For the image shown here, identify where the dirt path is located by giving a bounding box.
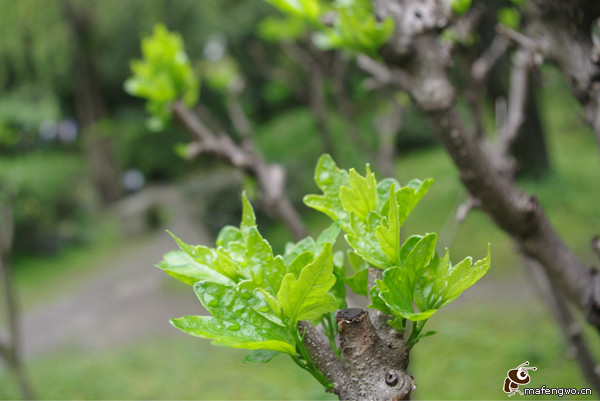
[20,185,209,358]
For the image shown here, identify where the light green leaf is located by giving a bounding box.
[244,227,287,296]
[375,184,401,266]
[303,154,350,224]
[124,24,199,130]
[240,192,257,236]
[216,225,243,248]
[168,231,242,282]
[345,212,390,268]
[340,166,377,222]
[376,234,438,321]
[345,267,368,296]
[156,250,232,286]
[171,315,295,355]
[395,179,433,228]
[278,243,338,323]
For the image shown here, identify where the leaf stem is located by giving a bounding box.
[292,325,334,390]
[322,312,342,360]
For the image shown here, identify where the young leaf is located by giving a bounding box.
[172,281,295,354]
[415,246,491,312]
[171,315,295,355]
[340,166,377,222]
[345,268,368,296]
[156,250,232,286]
[375,184,401,266]
[277,243,338,323]
[395,179,433,228]
[303,154,350,224]
[168,231,243,282]
[124,24,199,130]
[376,234,439,321]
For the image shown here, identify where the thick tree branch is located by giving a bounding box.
[299,321,345,391]
[372,0,600,330]
[335,308,413,401]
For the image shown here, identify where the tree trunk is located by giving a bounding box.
[0,199,34,400]
[63,0,122,205]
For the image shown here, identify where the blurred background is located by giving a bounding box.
[0,0,599,399]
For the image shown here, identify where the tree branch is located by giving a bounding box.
[525,258,600,392]
[171,101,308,240]
[372,0,600,331]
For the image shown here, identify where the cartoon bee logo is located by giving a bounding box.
[503,361,537,397]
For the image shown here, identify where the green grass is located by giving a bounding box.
[411,296,599,400]
[0,335,336,400]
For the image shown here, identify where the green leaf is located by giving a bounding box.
[171,315,295,355]
[376,234,438,321]
[345,211,390,268]
[340,166,377,222]
[156,250,232,286]
[240,192,257,236]
[395,179,433,228]
[244,226,287,296]
[345,267,368,296]
[375,184,401,266]
[168,231,243,282]
[173,281,295,354]
[368,286,392,315]
[450,0,472,16]
[303,154,350,224]
[278,243,338,323]
[216,225,243,249]
[124,24,199,130]
[415,245,491,312]
[498,7,521,30]
[244,349,281,363]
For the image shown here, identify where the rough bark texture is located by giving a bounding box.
[301,309,414,401]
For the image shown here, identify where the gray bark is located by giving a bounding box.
[301,309,414,401]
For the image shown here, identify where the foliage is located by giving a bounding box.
[125,24,199,131]
[160,192,338,387]
[160,155,491,390]
[264,0,393,57]
[0,151,91,254]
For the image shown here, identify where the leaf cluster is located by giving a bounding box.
[304,155,491,345]
[263,0,393,57]
[124,24,199,131]
[159,193,341,374]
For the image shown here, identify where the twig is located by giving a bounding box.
[496,25,539,51]
[356,55,412,92]
[472,34,511,82]
[525,257,600,393]
[498,49,530,158]
[171,101,308,240]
